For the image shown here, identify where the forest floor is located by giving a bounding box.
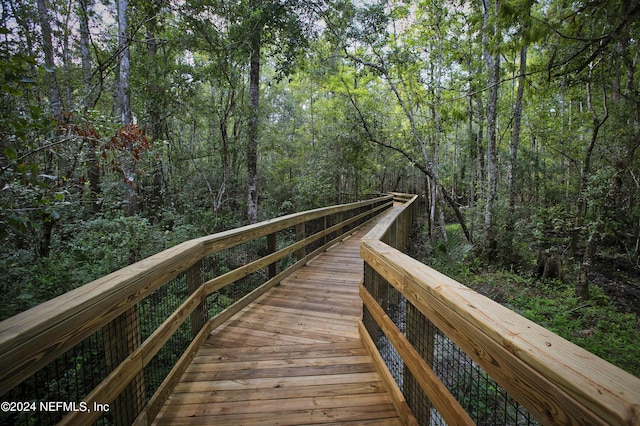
[590,256,640,315]
[406,229,640,378]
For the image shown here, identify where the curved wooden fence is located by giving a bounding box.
[359,193,640,425]
[0,196,392,425]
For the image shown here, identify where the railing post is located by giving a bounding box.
[322,216,328,246]
[388,220,398,249]
[103,306,145,425]
[295,223,305,261]
[267,233,277,278]
[186,259,206,334]
[398,210,406,252]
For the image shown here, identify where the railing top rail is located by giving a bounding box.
[364,194,417,242]
[0,195,392,395]
[196,195,392,254]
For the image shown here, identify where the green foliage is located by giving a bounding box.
[0,215,200,320]
[413,222,477,278]
[410,219,640,378]
[513,282,640,377]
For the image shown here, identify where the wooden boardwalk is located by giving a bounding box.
[153,220,403,425]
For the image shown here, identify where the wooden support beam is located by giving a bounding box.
[186,259,206,336]
[267,233,277,279]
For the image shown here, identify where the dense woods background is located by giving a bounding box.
[1,0,639,372]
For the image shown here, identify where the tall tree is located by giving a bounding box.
[246,3,261,223]
[118,0,131,126]
[233,0,313,223]
[506,45,526,253]
[481,0,500,261]
[503,0,535,256]
[117,0,136,216]
[36,0,62,119]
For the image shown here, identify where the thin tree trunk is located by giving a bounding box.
[506,46,527,251]
[35,0,62,258]
[247,31,260,224]
[433,33,449,247]
[146,8,164,220]
[468,92,476,242]
[576,71,610,299]
[79,0,101,214]
[79,0,93,106]
[482,0,500,261]
[37,0,62,119]
[117,0,135,217]
[118,0,131,126]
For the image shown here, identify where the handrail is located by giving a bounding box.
[359,193,640,425]
[0,195,392,425]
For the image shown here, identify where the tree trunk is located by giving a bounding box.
[79,0,93,109]
[506,46,527,253]
[146,9,164,221]
[576,72,609,298]
[482,0,500,261]
[468,92,476,242]
[35,0,63,257]
[118,0,132,126]
[247,31,260,224]
[79,0,101,214]
[117,0,136,217]
[37,0,63,119]
[432,37,449,247]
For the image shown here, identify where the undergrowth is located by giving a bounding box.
[408,224,640,378]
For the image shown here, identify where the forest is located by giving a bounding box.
[1,0,639,375]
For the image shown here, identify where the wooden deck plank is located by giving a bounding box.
[154,405,402,426]
[172,372,386,393]
[166,381,387,404]
[158,394,395,417]
[153,219,403,425]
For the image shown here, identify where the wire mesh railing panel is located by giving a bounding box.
[205,269,267,318]
[0,330,109,426]
[363,264,539,425]
[428,321,538,426]
[305,216,327,253]
[277,226,297,271]
[363,306,404,387]
[143,319,193,398]
[202,237,266,283]
[325,212,339,243]
[138,274,189,341]
[135,272,196,401]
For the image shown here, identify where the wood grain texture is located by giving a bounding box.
[153,222,403,425]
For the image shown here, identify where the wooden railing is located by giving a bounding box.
[359,193,640,425]
[0,196,392,425]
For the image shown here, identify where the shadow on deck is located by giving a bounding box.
[154,220,404,425]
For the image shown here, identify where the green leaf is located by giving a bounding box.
[4,147,17,161]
